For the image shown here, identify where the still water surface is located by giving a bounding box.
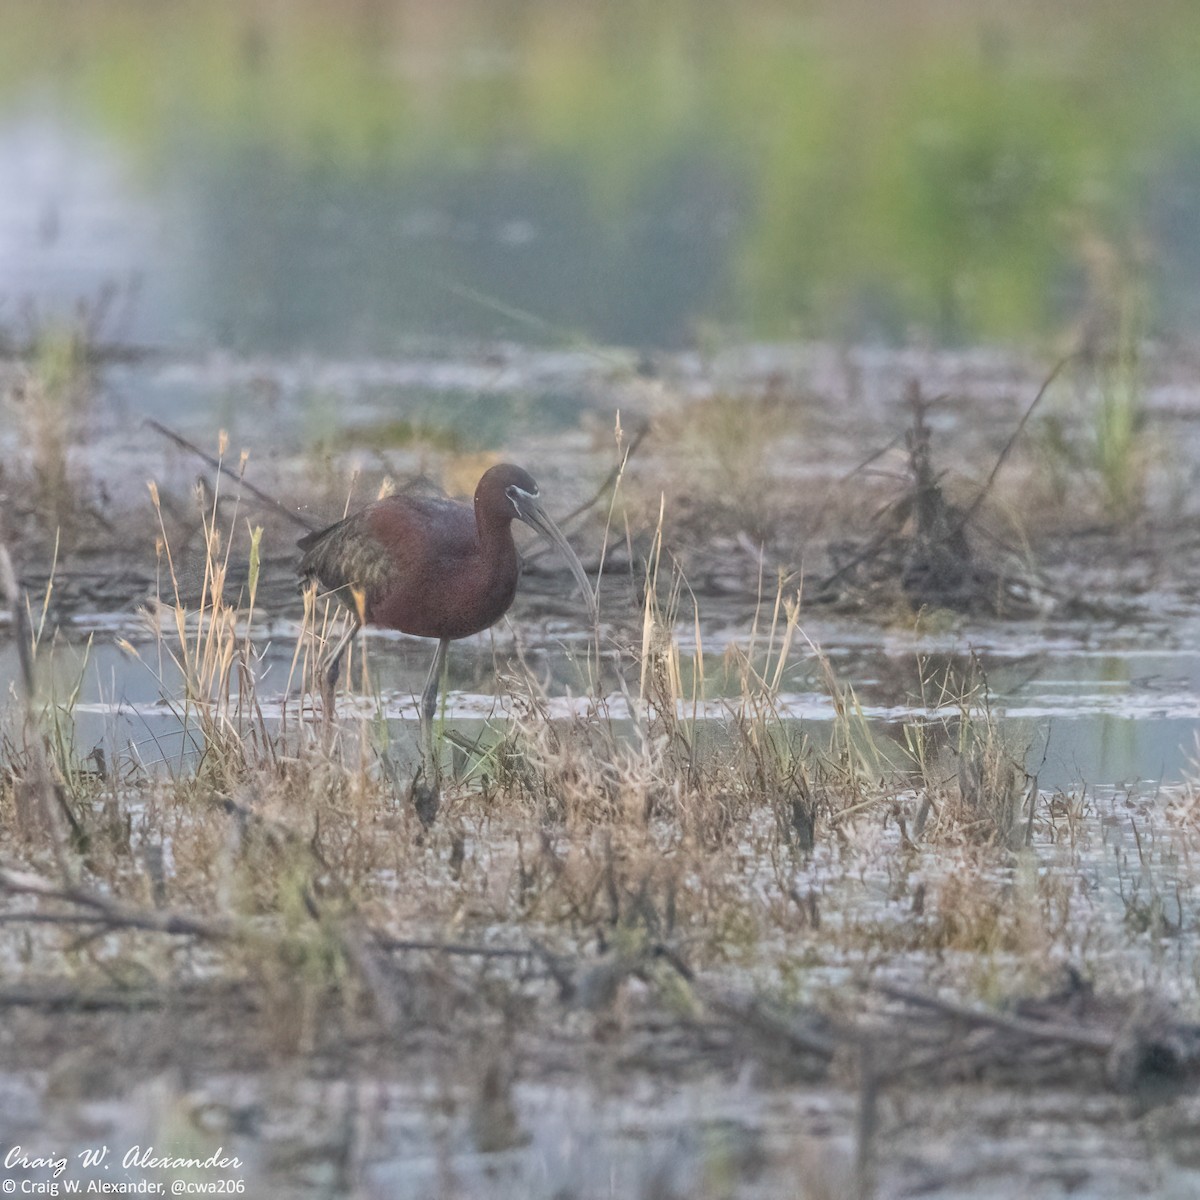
[6,610,1198,795]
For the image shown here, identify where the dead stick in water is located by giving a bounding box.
[0,868,233,940]
[373,936,538,960]
[875,981,1113,1052]
[0,533,84,855]
[560,419,650,528]
[0,984,166,1011]
[954,350,1079,535]
[146,417,317,532]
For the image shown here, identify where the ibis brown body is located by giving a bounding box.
[298,476,524,641]
[298,463,595,813]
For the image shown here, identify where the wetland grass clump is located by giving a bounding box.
[899,656,1033,850]
[0,294,121,550]
[0,459,1109,1097]
[17,326,92,537]
[1090,332,1148,524]
[819,383,1052,618]
[1038,307,1151,529]
[0,443,412,1042]
[7,460,1036,920]
[642,383,808,553]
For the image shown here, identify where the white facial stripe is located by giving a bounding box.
[507,483,540,514]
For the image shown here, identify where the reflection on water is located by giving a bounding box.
[2,1,1200,352]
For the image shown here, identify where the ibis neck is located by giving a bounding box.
[475,504,519,565]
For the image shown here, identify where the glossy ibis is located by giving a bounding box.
[298,463,596,785]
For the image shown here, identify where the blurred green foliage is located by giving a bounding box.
[2,0,1199,347]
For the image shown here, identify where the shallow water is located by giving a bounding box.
[9,606,1200,794]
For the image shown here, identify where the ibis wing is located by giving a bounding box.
[297,495,480,623]
[297,508,396,617]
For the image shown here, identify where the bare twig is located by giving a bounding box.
[560,419,651,529]
[521,418,651,569]
[875,981,1113,1052]
[954,351,1078,534]
[145,418,316,532]
[0,869,234,941]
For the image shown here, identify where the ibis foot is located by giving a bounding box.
[410,768,441,828]
[319,663,339,715]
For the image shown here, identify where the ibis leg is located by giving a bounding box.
[320,618,361,706]
[418,637,451,775]
[411,637,450,828]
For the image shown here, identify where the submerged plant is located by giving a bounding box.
[1038,282,1150,527]
[901,654,1031,848]
[1091,325,1146,523]
[0,290,126,547]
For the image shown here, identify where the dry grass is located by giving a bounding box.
[619,383,816,561]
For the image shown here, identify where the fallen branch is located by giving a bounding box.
[874,981,1113,1053]
[146,417,316,532]
[0,869,235,941]
[699,985,839,1063]
[374,935,538,960]
[0,984,165,1011]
